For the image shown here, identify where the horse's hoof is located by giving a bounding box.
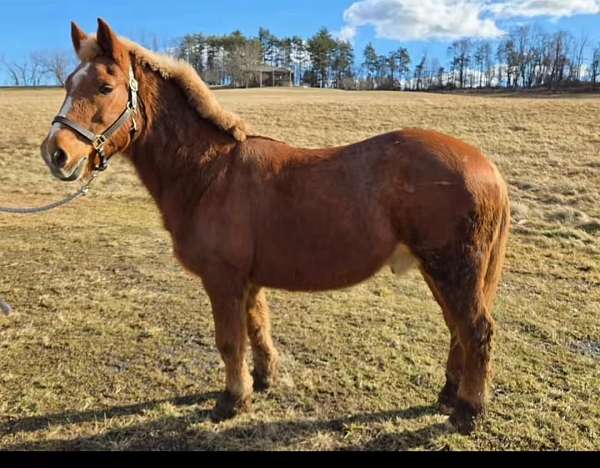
[252,370,277,392]
[448,399,483,435]
[439,403,454,416]
[252,353,280,392]
[252,375,271,392]
[210,392,251,422]
[437,380,459,415]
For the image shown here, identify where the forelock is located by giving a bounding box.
[77,35,102,62]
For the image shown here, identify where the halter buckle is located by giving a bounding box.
[92,135,107,151]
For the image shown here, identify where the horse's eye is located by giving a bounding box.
[99,84,113,95]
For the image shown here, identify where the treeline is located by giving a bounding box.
[444,26,600,90]
[1,51,72,87]
[176,24,600,91]
[175,27,354,88]
[4,24,599,92]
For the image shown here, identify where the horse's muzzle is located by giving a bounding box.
[49,156,88,182]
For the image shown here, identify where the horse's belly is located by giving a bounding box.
[251,240,418,292]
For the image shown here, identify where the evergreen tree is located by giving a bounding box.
[362,42,378,84]
[333,40,355,88]
[307,28,337,88]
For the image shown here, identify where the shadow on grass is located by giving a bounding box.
[1,393,449,450]
[0,392,219,436]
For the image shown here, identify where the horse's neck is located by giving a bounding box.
[126,68,236,209]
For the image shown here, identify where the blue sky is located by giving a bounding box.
[1,0,600,84]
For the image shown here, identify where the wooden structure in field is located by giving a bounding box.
[255,65,294,87]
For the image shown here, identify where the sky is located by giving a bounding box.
[1,0,600,84]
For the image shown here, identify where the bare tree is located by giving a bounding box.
[572,33,589,82]
[413,53,428,91]
[226,40,262,88]
[591,43,600,88]
[473,41,485,88]
[2,58,21,85]
[32,50,72,86]
[512,26,533,88]
[427,57,440,89]
[548,31,571,88]
[2,54,43,86]
[482,42,495,87]
[448,39,472,88]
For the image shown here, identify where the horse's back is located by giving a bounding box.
[239,128,507,244]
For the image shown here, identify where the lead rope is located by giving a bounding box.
[0,172,100,316]
[0,172,99,214]
[1,67,140,315]
[0,173,100,315]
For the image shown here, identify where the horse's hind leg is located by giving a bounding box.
[246,285,280,391]
[421,252,495,435]
[452,302,494,435]
[422,273,464,415]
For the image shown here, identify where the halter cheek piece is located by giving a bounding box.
[51,66,139,172]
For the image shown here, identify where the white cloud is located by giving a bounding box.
[342,0,600,41]
[338,25,359,42]
[343,0,503,41]
[489,0,600,19]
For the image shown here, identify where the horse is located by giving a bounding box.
[40,18,510,435]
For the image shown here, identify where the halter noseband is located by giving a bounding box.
[51,66,139,172]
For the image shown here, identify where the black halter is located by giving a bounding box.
[51,66,139,172]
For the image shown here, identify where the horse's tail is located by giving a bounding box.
[482,177,511,313]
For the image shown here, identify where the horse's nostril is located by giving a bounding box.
[52,149,68,168]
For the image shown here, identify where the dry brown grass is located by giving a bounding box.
[0,87,599,451]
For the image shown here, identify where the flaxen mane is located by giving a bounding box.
[77,35,249,142]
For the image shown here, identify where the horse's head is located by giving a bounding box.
[41,18,138,182]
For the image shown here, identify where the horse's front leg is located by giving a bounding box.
[203,274,254,422]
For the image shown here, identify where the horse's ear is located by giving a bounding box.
[71,21,87,55]
[96,18,128,66]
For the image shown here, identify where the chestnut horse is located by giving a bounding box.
[41,19,510,435]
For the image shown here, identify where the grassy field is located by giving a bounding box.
[0,87,599,451]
